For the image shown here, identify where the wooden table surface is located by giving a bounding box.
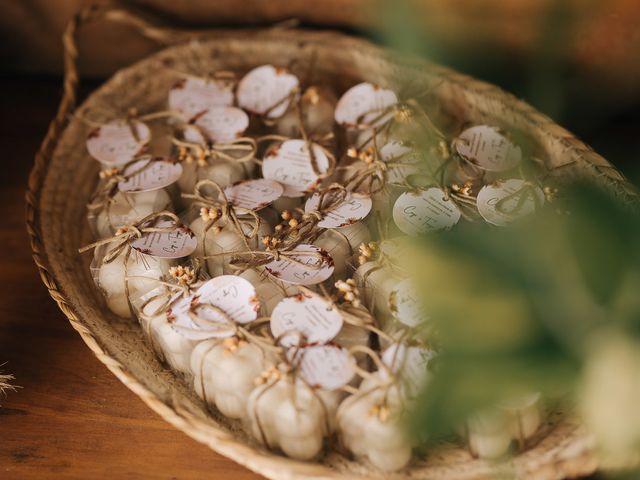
[0,77,261,480]
[0,76,607,480]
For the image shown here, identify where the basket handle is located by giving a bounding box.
[62,4,201,115]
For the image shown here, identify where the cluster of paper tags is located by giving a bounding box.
[82,63,548,468]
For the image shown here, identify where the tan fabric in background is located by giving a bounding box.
[1,0,639,94]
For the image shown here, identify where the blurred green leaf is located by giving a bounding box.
[405,181,640,443]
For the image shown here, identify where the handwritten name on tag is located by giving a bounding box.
[393,188,461,235]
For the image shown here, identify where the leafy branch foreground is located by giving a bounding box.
[407,181,640,461]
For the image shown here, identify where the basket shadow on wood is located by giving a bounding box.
[29,28,632,479]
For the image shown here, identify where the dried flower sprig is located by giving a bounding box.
[335,278,362,307]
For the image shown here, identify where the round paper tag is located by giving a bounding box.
[389,278,425,327]
[455,125,522,172]
[335,82,398,128]
[223,179,284,211]
[289,344,355,390]
[382,343,435,396]
[264,244,335,286]
[130,220,197,259]
[183,106,249,144]
[169,275,260,340]
[169,305,235,341]
[379,141,422,185]
[86,120,151,166]
[304,191,372,228]
[271,292,343,346]
[262,140,330,197]
[476,179,544,226]
[168,77,234,120]
[237,65,299,119]
[393,188,461,235]
[118,158,183,193]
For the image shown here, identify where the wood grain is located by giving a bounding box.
[0,76,261,480]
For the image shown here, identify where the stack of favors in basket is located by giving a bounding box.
[80,64,548,471]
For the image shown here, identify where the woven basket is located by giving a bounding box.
[26,6,636,480]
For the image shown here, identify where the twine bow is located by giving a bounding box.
[86,156,163,231]
[270,184,349,249]
[78,210,181,262]
[494,181,544,216]
[135,262,205,324]
[173,135,257,168]
[257,89,337,179]
[342,130,425,197]
[211,244,330,273]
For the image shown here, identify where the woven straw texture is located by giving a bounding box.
[26,7,636,480]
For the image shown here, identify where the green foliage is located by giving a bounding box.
[406,181,640,444]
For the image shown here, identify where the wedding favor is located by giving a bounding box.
[155,275,260,375]
[247,345,353,460]
[85,213,196,318]
[337,371,412,471]
[90,157,180,238]
[247,372,334,460]
[184,179,278,276]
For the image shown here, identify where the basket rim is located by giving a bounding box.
[26,26,626,480]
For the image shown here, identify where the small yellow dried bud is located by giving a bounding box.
[347,147,359,159]
[360,147,375,164]
[288,218,299,228]
[368,404,390,422]
[169,265,196,285]
[213,225,223,234]
[303,87,320,105]
[378,406,390,422]
[274,224,284,232]
[254,365,281,385]
[358,255,368,266]
[115,227,129,236]
[262,236,271,246]
[358,241,377,261]
[200,207,220,222]
[543,186,558,202]
[394,105,412,122]
[223,337,237,347]
[281,210,292,221]
[99,167,120,179]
